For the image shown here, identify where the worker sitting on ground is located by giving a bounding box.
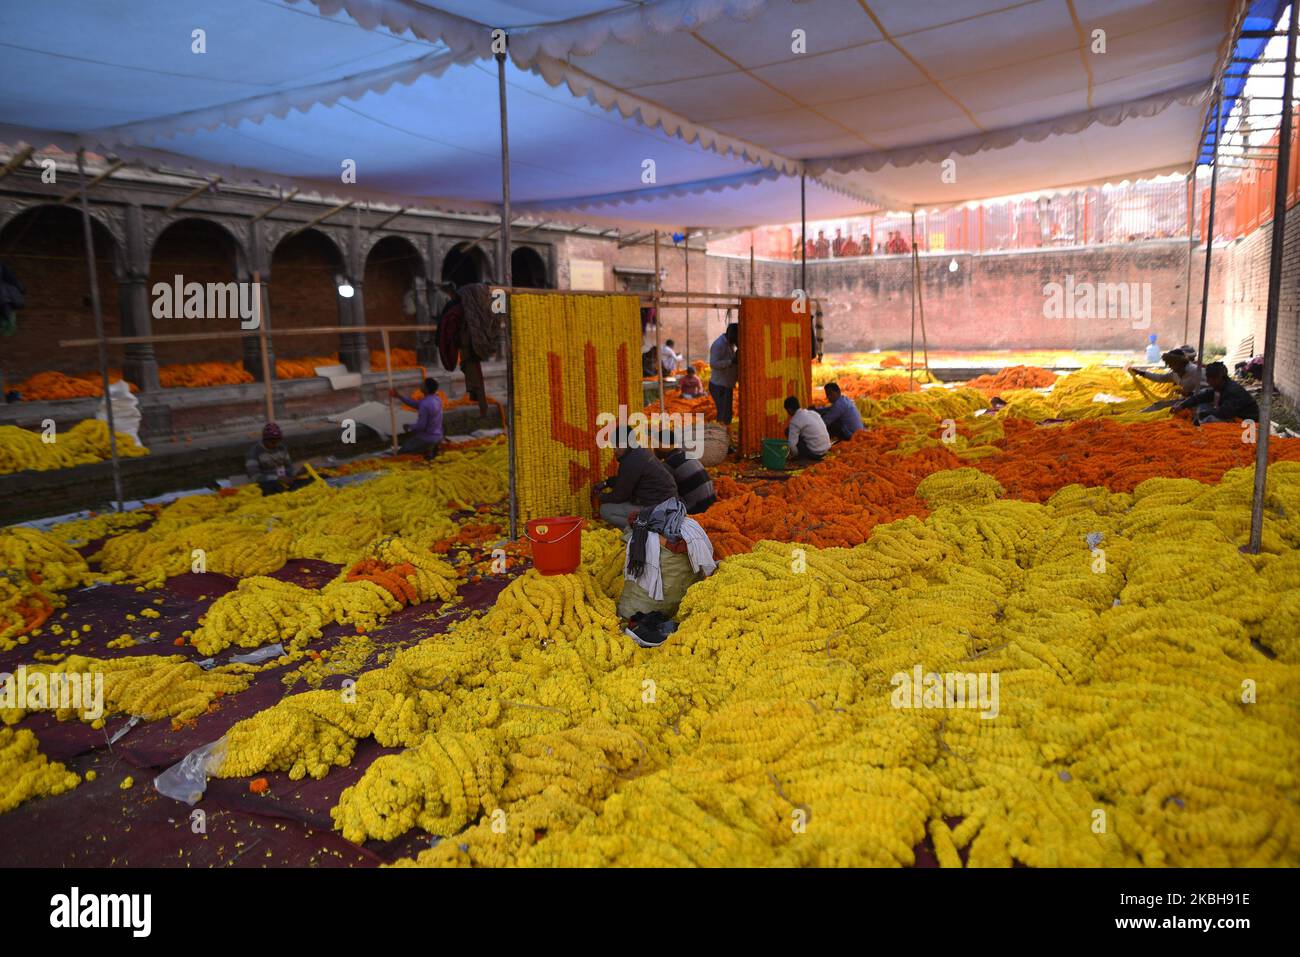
[1127,349,1205,412]
[617,497,717,647]
[656,443,716,514]
[815,381,864,440]
[1173,361,1260,425]
[678,366,704,398]
[390,377,444,459]
[246,422,309,496]
[594,426,678,529]
[785,395,831,465]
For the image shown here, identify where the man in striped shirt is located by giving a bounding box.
[658,446,716,515]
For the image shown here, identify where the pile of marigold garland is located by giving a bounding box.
[4,373,1300,868]
[200,461,1300,866]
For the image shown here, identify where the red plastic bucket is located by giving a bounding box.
[524,516,585,575]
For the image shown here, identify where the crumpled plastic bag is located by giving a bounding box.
[229,643,284,665]
[154,737,227,805]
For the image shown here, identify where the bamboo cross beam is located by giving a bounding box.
[249,188,300,223]
[165,176,222,213]
[59,159,125,204]
[368,206,408,232]
[284,199,354,236]
[0,146,35,183]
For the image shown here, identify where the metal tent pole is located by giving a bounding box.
[684,229,691,365]
[496,44,518,540]
[1198,82,1224,362]
[749,234,755,295]
[76,150,124,512]
[1183,171,1196,344]
[653,229,666,414]
[800,172,807,296]
[909,210,918,392]
[1248,1,1299,554]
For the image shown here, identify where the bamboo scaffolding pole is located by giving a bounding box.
[254,269,274,422]
[165,177,222,213]
[0,145,35,182]
[381,328,400,453]
[284,199,354,237]
[60,160,125,205]
[75,150,123,512]
[368,206,409,233]
[249,188,300,224]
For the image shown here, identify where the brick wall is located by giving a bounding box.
[0,206,121,384]
[268,228,348,360]
[810,242,1204,352]
[363,236,421,353]
[147,217,246,368]
[1208,213,1300,403]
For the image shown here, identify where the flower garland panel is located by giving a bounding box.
[737,297,812,456]
[509,293,640,521]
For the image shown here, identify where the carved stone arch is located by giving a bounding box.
[146,213,249,273]
[360,229,429,276]
[266,222,347,269]
[0,200,126,275]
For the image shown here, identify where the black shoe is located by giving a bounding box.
[623,622,667,648]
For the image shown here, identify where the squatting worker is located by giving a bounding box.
[617,497,718,643]
[708,321,739,425]
[1128,349,1205,412]
[657,444,716,515]
[390,377,444,459]
[246,422,309,495]
[816,381,864,440]
[594,426,678,529]
[785,395,831,464]
[1174,361,1259,425]
[678,366,704,398]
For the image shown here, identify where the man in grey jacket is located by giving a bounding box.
[708,321,739,425]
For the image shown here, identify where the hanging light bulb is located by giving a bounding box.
[948,258,959,273]
[335,274,355,298]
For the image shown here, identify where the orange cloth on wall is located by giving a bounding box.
[737,297,812,456]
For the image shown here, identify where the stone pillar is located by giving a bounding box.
[338,222,369,373]
[338,278,369,373]
[118,205,160,391]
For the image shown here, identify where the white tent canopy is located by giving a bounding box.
[0,0,1256,229]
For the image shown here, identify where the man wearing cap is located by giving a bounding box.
[246,423,308,495]
[1128,349,1205,412]
[593,427,678,530]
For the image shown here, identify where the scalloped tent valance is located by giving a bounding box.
[0,0,1270,229]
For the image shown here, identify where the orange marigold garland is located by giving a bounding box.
[510,293,640,521]
[737,297,812,455]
